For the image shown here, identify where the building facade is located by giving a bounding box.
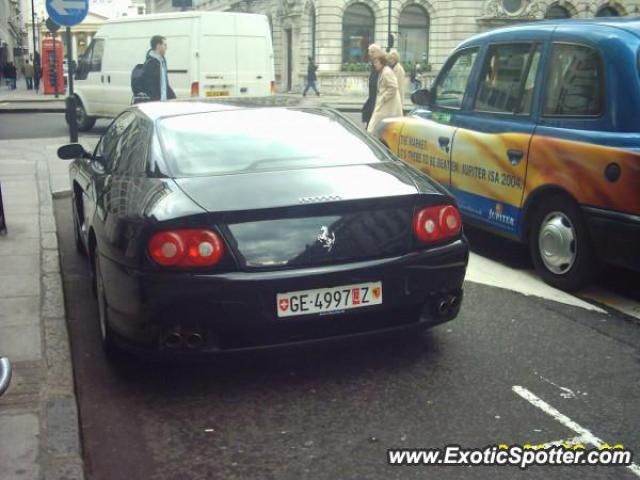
[150,0,638,94]
[1,0,26,67]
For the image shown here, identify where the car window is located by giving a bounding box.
[433,48,479,109]
[474,43,542,115]
[75,43,93,80]
[96,112,136,171]
[89,39,104,73]
[157,109,388,177]
[114,118,151,175]
[543,44,602,116]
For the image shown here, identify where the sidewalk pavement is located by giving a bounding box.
[0,136,97,480]
[0,90,414,113]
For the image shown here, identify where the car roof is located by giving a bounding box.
[458,17,640,48]
[133,96,309,121]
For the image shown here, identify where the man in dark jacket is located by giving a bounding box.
[362,44,382,127]
[142,35,176,101]
[303,57,319,97]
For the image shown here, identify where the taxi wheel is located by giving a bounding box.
[529,195,598,292]
[94,249,118,357]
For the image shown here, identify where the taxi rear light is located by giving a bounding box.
[149,229,224,267]
[191,81,199,97]
[413,205,462,244]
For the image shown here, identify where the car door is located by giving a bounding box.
[397,47,480,189]
[85,112,136,243]
[450,41,544,238]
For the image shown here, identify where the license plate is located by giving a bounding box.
[276,282,382,318]
[205,90,229,97]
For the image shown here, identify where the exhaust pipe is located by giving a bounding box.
[448,295,460,310]
[436,299,450,316]
[164,331,183,349]
[185,332,204,349]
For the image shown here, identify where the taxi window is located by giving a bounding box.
[543,44,603,116]
[433,48,479,109]
[474,43,542,115]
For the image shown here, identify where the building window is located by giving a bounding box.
[545,3,571,19]
[502,0,523,14]
[342,3,375,64]
[596,6,620,17]
[399,5,429,64]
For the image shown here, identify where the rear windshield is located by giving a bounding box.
[157,109,386,177]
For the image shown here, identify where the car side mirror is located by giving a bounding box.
[0,357,12,397]
[58,143,91,160]
[411,88,432,107]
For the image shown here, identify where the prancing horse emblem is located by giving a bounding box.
[317,226,336,252]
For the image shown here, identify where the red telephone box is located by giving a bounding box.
[41,37,64,95]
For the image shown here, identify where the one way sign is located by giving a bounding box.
[46,0,88,27]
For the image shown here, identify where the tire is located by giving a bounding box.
[528,195,598,292]
[73,99,96,132]
[94,248,119,357]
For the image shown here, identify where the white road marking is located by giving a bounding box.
[513,385,640,477]
[466,253,607,313]
[581,287,640,321]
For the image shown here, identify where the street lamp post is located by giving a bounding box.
[30,0,39,88]
[387,0,392,52]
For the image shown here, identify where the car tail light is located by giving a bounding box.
[149,229,224,267]
[191,81,199,97]
[270,80,276,95]
[413,205,462,243]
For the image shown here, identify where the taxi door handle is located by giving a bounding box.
[438,136,450,153]
[507,149,524,166]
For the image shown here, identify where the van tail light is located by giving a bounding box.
[270,80,276,95]
[191,81,199,97]
[149,229,224,267]
[413,205,462,244]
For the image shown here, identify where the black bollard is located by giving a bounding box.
[0,183,6,235]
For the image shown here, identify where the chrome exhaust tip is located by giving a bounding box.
[437,299,450,316]
[164,331,183,349]
[185,332,204,349]
[448,295,460,309]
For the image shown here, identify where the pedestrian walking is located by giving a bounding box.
[7,63,17,90]
[141,35,176,101]
[23,60,35,90]
[302,57,320,96]
[362,43,383,128]
[388,49,406,108]
[366,53,403,134]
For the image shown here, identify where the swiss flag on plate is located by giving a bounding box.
[279,298,289,312]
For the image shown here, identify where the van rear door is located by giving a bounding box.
[236,15,273,96]
[199,14,238,97]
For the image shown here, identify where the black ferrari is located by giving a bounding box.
[57,100,469,357]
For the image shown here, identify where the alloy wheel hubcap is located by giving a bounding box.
[538,211,577,275]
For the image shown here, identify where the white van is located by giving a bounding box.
[73,11,275,130]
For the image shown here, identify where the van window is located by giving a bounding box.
[474,43,541,114]
[543,44,602,116]
[433,48,479,109]
[89,39,104,73]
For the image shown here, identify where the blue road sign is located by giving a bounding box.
[46,0,88,27]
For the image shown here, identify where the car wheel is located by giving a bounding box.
[529,195,598,292]
[73,99,96,132]
[94,249,118,356]
[71,195,85,255]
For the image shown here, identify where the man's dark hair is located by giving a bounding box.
[150,35,166,50]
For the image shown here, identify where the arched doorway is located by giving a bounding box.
[545,3,572,19]
[596,5,622,17]
[342,3,375,64]
[398,4,429,64]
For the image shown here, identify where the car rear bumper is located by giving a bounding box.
[100,238,469,355]
[583,207,640,271]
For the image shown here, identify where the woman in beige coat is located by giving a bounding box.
[367,54,403,134]
[389,49,406,104]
